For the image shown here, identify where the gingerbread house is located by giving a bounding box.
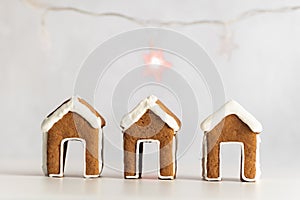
[120,95,181,180]
[41,96,105,178]
[200,100,262,182]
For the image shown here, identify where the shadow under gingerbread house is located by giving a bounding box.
[41,96,105,178]
[120,95,181,180]
[201,100,262,182]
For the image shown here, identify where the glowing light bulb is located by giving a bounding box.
[150,56,162,66]
[143,50,172,81]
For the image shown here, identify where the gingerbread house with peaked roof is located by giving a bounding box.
[201,100,262,182]
[41,96,105,178]
[120,95,181,180]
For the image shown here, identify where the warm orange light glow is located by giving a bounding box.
[143,50,172,81]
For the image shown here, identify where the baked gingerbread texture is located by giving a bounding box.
[41,96,105,178]
[120,95,181,179]
[201,100,262,182]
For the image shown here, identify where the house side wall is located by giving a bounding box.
[123,110,175,178]
[204,114,258,180]
[46,112,100,176]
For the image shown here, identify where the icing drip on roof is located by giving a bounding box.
[41,96,102,132]
[201,100,262,133]
[120,95,180,131]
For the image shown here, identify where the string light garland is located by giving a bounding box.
[22,0,300,58]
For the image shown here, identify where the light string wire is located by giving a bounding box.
[22,0,300,58]
[23,0,300,27]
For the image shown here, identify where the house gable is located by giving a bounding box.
[201,100,262,133]
[120,95,181,132]
[41,96,104,133]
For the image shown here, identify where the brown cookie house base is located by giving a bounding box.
[203,115,258,181]
[123,110,175,179]
[201,100,262,182]
[42,97,105,178]
[47,112,100,176]
[120,96,181,180]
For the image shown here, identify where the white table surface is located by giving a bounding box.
[0,160,298,200]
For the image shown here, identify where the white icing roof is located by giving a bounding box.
[200,100,262,133]
[41,96,102,133]
[120,95,180,131]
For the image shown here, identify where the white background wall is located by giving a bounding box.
[1,0,300,178]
